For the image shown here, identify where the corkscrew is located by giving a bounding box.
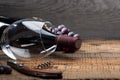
[34,61,52,69]
[7,60,62,79]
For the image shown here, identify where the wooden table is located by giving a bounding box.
[0,40,120,80]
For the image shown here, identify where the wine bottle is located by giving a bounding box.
[0,17,81,52]
[0,17,81,60]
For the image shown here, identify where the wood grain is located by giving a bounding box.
[0,0,120,39]
[0,40,120,79]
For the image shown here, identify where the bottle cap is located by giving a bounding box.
[56,35,81,52]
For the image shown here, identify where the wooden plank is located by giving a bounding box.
[0,0,120,39]
[0,40,120,79]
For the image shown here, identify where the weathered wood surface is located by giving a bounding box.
[1,40,120,79]
[0,0,120,39]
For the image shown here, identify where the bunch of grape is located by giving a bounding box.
[49,24,80,38]
[0,65,12,74]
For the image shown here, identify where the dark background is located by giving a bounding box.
[0,0,120,39]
